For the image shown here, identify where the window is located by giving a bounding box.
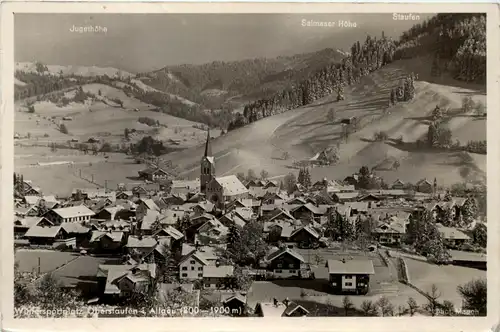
[275,270,282,273]
[345,282,353,286]
[205,284,210,288]
[182,273,188,277]
[182,267,187,271]
[344,275,352,279]
[290,270,296,273]
[198,273,203,278]
[190,260,196,264]
[191,267,195,270]
[277,264,283,268]
[198,267,203,271]
[289,264,294,268]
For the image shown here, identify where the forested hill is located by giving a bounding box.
[138,48,346,109]
[226,13,486,131]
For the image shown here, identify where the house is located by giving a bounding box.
[264,247,306,279]
[15,206,39,218]
[416,179,433,193]
[171,180,200,196]
[436,224,471,248]
[90,231,126,253]
[290,203,327,222]
[14,216,53,238]
[288,225,322,248]
[44,205,95,224]
[221,293,247,316]
[24,186,42,196]
[163,194,187,206]
[202,264,234,289]
[126,236,158,255]
[326,259,375,295]
[178,251,209,281]
[153,226,184,246]
[266,207,295,223]
[136,198,160,216]
[344,202,369,216]
[61,222,91,246]
[116,191,133,200]
[24,224,68,245]
[391,179,406,190]
[96,263,156,300]
[332,192,360,203]
[372,216,406,245]
[138,166,171,182]
[309,149,335,166]
[255,299,309,317]
[93,206,124,220]
[193,201,215,215]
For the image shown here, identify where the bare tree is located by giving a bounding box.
[425,284,441,316]
[342,296,354,316]
[360,300,378,316]
[407,297,419,316]
[376,296,394,317]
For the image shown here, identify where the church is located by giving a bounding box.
[200,130,248,208]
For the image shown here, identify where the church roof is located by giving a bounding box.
[215,175,248,196]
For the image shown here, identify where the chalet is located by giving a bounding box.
[137,198,160,216]
[116,191,133,200]
[14,216,53,238]
[24,224,68,245]
[436,224,471,248]
[153,226,184,245]
[94,205,124,220]
[171,180,200,195]
[90,231,126,253]
[290,203,327,222]
[90,198,114,213]
[416,179,433,193]
[126,236,158,254]
[326,259,375,295]
[357,194,381,202]
[179,251,209,281]
[255,299,309,317]
[138,166,171,182]
[288,225,322,248]
[332,192,360,203]
[391,179,406,190]
[45,205,95,224]
[24,186,42,196]
[202,264,234,289]
[163,194,187,206]
[15,206,39,218]
[220,211,247,228]
[261,192,287,206]
[221,293,247,316]
[344,202,369,216]
[193,201,215,215]
[96,263,156,300]
[264,247,307,279]
[372,216,406,245]
[266,207,295,223]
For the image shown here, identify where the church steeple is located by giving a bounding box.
[204,129,212,157]
[200,129,215,194]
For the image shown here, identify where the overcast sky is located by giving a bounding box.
[15,13,434,73]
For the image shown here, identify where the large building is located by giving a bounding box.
[200,131,248,208]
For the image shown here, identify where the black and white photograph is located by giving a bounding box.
[3,4,497,327]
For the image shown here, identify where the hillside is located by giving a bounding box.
[139,48,346,110]
[163,57,486,188]
[14,83,212,149]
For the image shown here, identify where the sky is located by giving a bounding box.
[15,13,434,73]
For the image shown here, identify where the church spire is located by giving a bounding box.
[204,129,212,157]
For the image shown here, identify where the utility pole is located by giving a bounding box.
[38,257,41,275]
